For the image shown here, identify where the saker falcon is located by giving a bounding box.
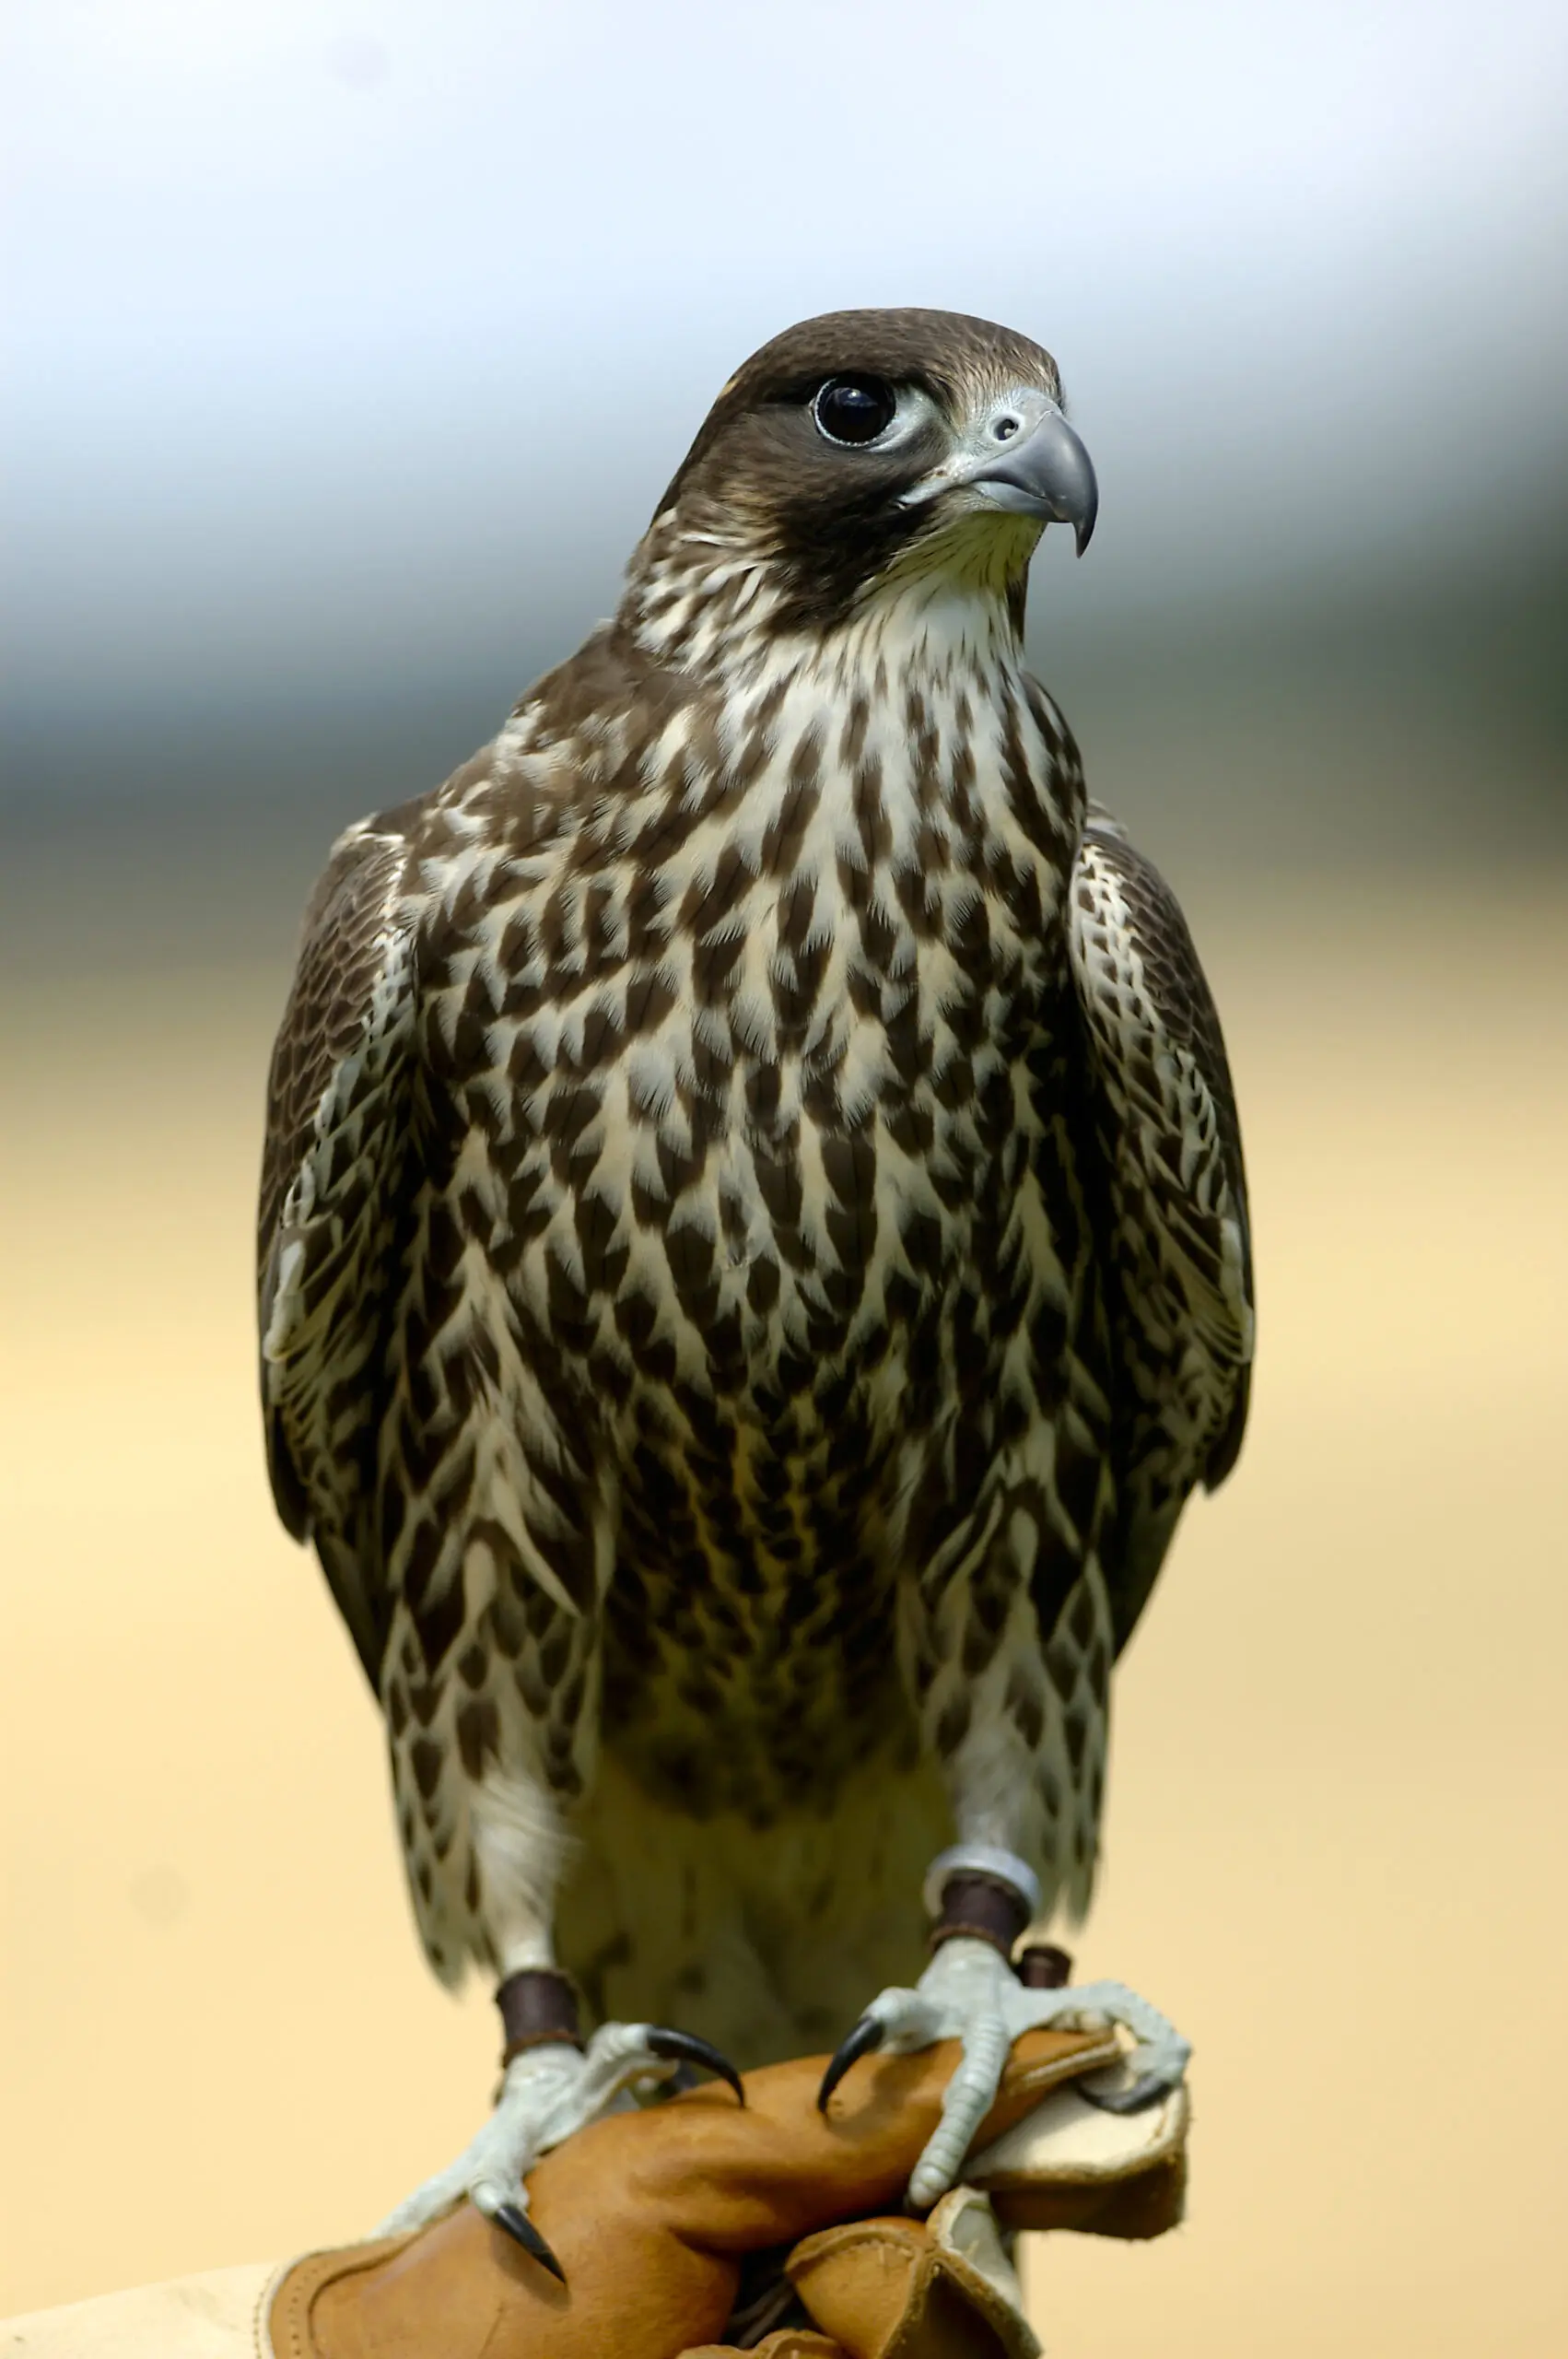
[259,307,1253,2259]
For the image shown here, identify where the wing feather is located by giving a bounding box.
[258,812,421,1684]
[1069,811,1254,1653]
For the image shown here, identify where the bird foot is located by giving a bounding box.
[817,1936,1189,2212]
[375,2020,743,2269]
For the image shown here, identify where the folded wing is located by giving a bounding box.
[258,810,422,1685]
[1068,811,1255,1653]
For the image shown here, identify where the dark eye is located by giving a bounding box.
[812,374,898,447]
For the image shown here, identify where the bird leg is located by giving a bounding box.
[817,1845,1189,2212]
[375,1966,743,2270]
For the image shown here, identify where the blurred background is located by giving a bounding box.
[3,2,1566,2348]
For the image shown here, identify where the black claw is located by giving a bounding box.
[494,2201,567,2283]
[816,2015,885,2113]
[1078,2069,1174,2116]
[646,2026,746,2106]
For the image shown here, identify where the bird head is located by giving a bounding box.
[626,308,1096,659]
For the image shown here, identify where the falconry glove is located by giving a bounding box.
[0,2030,1188,2358]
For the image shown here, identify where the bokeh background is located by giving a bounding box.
[4,3,1566,2348]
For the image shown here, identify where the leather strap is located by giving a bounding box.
[497,1967,582,2065]
[927,1873,1032,1959]
[1016,1942,1072,1989]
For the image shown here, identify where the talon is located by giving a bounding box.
[493,2201,567,2282]
[645,2026,746,2106]
[1079,2068,1176,2115]
[817,2014,886,2112]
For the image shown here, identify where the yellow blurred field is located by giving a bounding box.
[3,875,1566,2353]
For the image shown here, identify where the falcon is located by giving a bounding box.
[259,308,1253,2261]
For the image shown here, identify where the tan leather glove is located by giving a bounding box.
[1,2029,1186,2359]
[270,2025,1182,2359]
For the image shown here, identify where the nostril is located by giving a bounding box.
[993,416,1021,441]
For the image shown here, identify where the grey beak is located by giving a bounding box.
[968,408,1099,555]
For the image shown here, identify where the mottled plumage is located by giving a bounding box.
[259,309,1251,2090]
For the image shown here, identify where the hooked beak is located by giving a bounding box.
[966,403,1099,556]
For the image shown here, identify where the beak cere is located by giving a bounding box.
[967,406,1099,555]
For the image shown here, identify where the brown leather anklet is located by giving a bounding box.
[927,1872,1032,1959]
[1016,1941,1073,1989]
[497,1966,582,2066]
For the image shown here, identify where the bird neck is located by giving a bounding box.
[546,522,1076,881]
[615,511,1033,700]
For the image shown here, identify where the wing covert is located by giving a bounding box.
[1069,810,1254,1653]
